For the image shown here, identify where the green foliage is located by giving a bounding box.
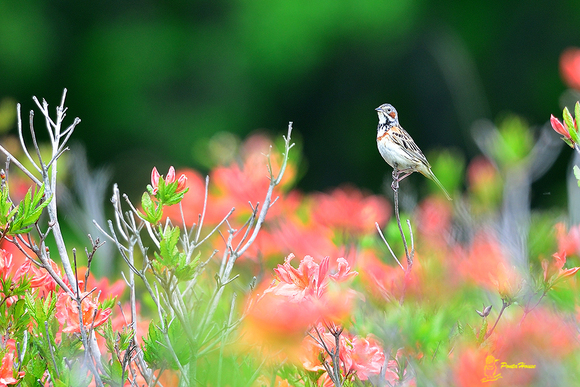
[0,183,18,231]
[152,225,199,281]
[143,319,190,371]
[147,175,188,207]
[563,104,580,145]
[493,114,533,166]
[140,192,163,224]
[428,149,465,196]
[9,184,51,234]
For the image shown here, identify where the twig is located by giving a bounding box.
[483,297,511,341]
[391,169,412,270]
[375,222,404,271]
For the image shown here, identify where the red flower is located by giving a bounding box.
[560,47,580,90]
[55,291,112,334]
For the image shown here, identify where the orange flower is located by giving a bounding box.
[27,258,62,296]
[0,351,23,386]
[311,186,390,235]
[455,233,522,297]
[243,254,359,359]
[55,291,112,334]
[555,222,580,257]
[542,252,580,286]
[209,134,296,222]
[357,250,405,302]
[560,47,580,90]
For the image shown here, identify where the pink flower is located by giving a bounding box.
[150,166,188,195]
[0,249,28,283]
[150,167,161,195]
[267,254,357,301]
[300,327,385,382]
[267,254,330,301]
[27,259,61,295]
[345,335,386,380]
[550,114,573,140]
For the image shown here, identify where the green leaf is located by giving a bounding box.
[574,166,580,188]
[0,184,17,227]
[9,184,52,234]
[168,319,191,366]
[156,175,189,206]
[564,107,580,145]
[119,326,135,352]
[140,192,163,224]
[24,292,37,322]
[143,322,171,369]
[155,226,186,269]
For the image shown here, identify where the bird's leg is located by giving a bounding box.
[391,169,413,190]
[391,169,400,191]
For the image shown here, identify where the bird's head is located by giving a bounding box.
[375,103,399,125]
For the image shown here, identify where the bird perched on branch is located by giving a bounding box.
[375,103,452,201]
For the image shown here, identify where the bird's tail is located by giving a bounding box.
[425,169,452,201]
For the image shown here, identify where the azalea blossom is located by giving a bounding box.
[55,291,112,334]
[542,252,580,286]
[560,47,580,90]
[455,233,522,297]
[550,114,573,140]
[311,186,390,235]
[266,254,357,302]
[150,166,188,195]
[0,249,28,283]
[0,351,23,386]
[300,327,385,382]
[555,222,580,257]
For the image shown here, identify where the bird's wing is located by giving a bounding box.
[388,125,431,167]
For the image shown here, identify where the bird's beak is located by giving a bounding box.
[375,107,381,111]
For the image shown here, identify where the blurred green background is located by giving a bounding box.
[0,0,578,204]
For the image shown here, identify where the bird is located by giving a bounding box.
[375,103,452,201]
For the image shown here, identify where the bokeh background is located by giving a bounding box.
[1,0,578,205]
